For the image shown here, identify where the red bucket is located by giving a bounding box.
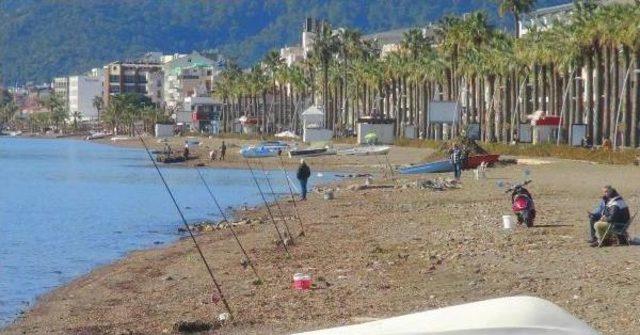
[293,273,312,290]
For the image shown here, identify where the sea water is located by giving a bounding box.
[0,137,326,327]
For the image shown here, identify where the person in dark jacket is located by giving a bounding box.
[219,141,226,160]
[449,144,463,181]
[296,159,311,200]
[592,186,631,247]
[587,187,609,244]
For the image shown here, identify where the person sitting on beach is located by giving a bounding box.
[587,187,609,244]
[591,186,630,247]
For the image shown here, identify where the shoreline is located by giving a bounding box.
[4,139,640,334]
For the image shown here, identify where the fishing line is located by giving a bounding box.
[137,134,233,319]
[245,159,291,255]
[195,168,262,283]
[257,161,295,241]
[277,155,306,236]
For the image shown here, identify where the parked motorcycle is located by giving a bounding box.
[506,180,535,227]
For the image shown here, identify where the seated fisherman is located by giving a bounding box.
[591,186,630,247]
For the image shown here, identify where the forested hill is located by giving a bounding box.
[0,0,567,84]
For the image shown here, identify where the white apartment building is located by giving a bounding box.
[68,74,102,121]
[52,76,69,108]
[162,52,219,113]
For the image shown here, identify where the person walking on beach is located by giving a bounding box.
[220,141,226,160]
[449,144,463,181]
[297,159,311,201]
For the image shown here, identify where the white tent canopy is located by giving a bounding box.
[292,296,598,335]
[301,106,325,116]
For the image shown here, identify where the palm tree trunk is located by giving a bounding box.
[632,50,640,147]
[595,47,604,145]
[533,64,540,111]
[541,65,548,112]
[621,47,630,146]
[612,45,620,144]
[586,54,594,140]
[603,45,611,141]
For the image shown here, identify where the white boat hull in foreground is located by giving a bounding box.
[292,296,598,335]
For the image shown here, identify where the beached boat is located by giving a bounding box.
[8,130,22,137]
[338,145,390,156]
[288,147,337,157]
[292,296,598,335]
[110,136,132,141]
[465,154,500,169]
[155,154,186,163]
[398,159,453,174]
[240,145,280,158]
[398,154,501,175]
[85,131,111,140]
[257,141,290,150]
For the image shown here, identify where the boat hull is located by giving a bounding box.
[398,160,454,174]
[240,146,279,158]
[289,148,337,157]
[338,145,390,156]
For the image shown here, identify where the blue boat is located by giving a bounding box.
[240,145,280,158]
[398,159,454,174]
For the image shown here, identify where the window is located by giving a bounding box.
[109,75,120,83]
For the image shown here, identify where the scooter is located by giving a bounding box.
[506,180,535,227]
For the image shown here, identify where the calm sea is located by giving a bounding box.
[0,137,321,327]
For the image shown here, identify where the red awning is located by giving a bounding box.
[534,116,561,126]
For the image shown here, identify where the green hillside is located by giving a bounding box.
[0,0,568,84]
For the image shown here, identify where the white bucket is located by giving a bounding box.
[502,215,514,229]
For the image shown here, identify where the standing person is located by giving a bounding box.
[296,159,311,201]
[219,141,226,160]
[449,144,463,181]
[183,143,190,159]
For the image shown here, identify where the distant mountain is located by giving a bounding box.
[0,0,569,85]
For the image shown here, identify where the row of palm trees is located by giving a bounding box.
[214,0,640,147]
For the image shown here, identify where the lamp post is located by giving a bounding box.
[613,67,640,148]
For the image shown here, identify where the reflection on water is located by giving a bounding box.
[0,137,320,326]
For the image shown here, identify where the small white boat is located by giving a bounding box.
[338,145,390,156]
[292,296,598,335]
[240,145,280,158]
[110,136,132,142]
[8,131,22,137]
[85,131,111,140]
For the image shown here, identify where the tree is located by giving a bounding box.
[92,95,104,123]
[495,0,537,38]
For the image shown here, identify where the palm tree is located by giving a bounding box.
[495,0,536,38]
[92,95,103,124]
[309,21,339,128]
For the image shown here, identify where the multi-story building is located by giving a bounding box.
[102,61,163,106]
[68,73,102,122]
[52,76,69,108]
[162,51,219,113]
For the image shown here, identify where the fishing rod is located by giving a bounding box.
[136,134,233,319]
[277,155,306,236]
[245,159,291,255]
[195,168,262,283]
[257,161,295,242]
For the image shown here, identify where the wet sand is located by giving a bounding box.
[3,140,640,334]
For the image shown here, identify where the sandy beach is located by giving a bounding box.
[3,139,640,335]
